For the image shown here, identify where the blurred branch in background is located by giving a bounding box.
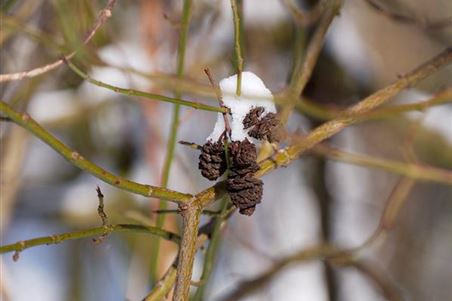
[0,100,193,203]
[151,0,193,293]
[1,1,452,300]
[0,0,116,82]
[363,0,452,30]
[66,60,226,113]
[0,223,180,255]
[219,177,416,301]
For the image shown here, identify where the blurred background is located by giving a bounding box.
[1,0,452,300]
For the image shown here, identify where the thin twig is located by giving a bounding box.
[281,0,327,26]
[178,140,202,150]
[330,177,416,264]
[204,68,231,138]
[218,245,338,301]
[0,100,193,203]
[364,0,452,30]
[230,0,243,96]
[219,177,414,301]
[66,61,226,113]
[310,143,452,185]
[93,186,109,243]
[153,209,221,216]
[0,0,117,82]
[0,224,180,254]
[143,265,178,301]
[258,48,452,178]
[96,186,108,226]
[0,116,12,122]
[348,261,405,301]
[280,0,342,123]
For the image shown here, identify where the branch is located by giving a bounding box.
[357,88,452,120]
[192,198,229,301]
[143,265,178,301]
[150,0,194,285]
[173,204,202,300]
[142,206,235,300]
[218,245,338,301]
[348,261,405,301]
[218,178,414,301]
[281,0,327,26]
[0,224,180,254]
[66,61,226,113]
[0,100,193,203]
[280,0,342,123]
[364,0,452,30]
[0,0,117,82]
[193,48,452,211]
[258,48,452,177]
[311,143,452,185]
[230,0,243,95]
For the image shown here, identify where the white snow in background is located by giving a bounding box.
[60,175,108,219]
[4,220,70,301]
[207,72,276,142]
[80,43,153,102]
[400,90,452,145]
[389,90,452,144]
[326,0,372,84]
[28,90,78,123]
[243,0,289,26]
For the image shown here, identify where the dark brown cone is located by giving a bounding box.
[227,176,263,216]
[243,106,265,129]
[228,139,257,169]
[198,141,227,180]
[247,112,281,142]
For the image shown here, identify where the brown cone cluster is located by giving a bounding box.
[243,107,281,143]
[226,139,263,215]
[198,138,263,216]
[197,106,281,216]
[198,141,227,181]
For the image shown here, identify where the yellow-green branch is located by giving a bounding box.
[0,100,193,203]
[259,48,452,176]
[230,0,243,95]
[66,61,226,113]
[311,143,452,185]
[0,224,180,254]
[150,0,193,287]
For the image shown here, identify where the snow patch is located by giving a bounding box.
[207,72,276,142]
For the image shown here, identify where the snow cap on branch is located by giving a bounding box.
[207,72,276,142]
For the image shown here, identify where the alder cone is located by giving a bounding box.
[226,176,263,216]
[247,112,281,142]
[243,106,265,129]
[228,139,257,169]
[198,141,227,181]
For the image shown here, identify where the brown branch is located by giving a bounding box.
[280,0,342,123]
[218,245,338,301]
[204,68,232,138]
[173,204,202,300]
[220,177,414,301]
[281,0,328,26]
[0,0,117,82]
[0,100,193,203]
[142,265,178,301]
[258,48,452,177]
[310,143,452,185]
[364,0,452,30]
